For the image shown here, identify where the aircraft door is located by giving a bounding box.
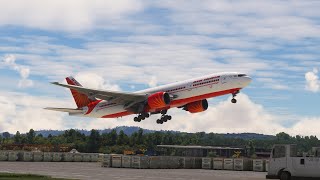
[221,76,228,85]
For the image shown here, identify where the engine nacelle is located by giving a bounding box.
[185,99,208,113]
[147,92,171,109]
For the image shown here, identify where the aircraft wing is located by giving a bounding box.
[51,82,147,106]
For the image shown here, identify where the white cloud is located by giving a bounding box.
[12,36,267,87]
[1,91,320,137]
[74,72,121,91]
[0,0,318,41]
[3,54,15,64]
[305,68,320,92]
[148,76,157,87]
[0,0,144,31]
[0,92,69,133]
[18,79,34,88]
[2,54,33,88]
[155,1,320,40]
[72,94,287,135]
[70,93,320,137]
[18,67,30,79]
[290,117,320,136]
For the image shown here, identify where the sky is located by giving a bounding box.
[0,0,320,136]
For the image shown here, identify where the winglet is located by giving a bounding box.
[51,82,60,85]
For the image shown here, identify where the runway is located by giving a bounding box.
[0,162,267,180]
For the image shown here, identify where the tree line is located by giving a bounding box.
[0,129,319,155]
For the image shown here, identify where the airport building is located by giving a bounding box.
[157,145,246,158]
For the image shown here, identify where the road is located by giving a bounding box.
[0,162,267,180]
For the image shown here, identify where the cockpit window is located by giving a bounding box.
[238,74,247,77]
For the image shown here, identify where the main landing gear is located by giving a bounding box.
[133,112,150,122]
[133,110,172,124]
[156,115,172,124]
[231,90,239,104]
[156,110,172,124]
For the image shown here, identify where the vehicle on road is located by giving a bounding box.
[266,144,320,180]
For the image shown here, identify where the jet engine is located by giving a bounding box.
[147,92,171,109]
[184,99,208,113]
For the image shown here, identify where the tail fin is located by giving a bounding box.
[66,76,95,108]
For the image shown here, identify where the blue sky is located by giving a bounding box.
[0,0,320,136]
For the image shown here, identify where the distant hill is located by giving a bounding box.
[222,133,274,140]
[33,126,156,137]
[1,126,275,140]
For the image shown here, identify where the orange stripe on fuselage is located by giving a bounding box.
[101,87,241,118]
[101,111,134,118]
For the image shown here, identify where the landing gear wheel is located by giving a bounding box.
[156,119,163,124]
[134,117,139,122]
[280,171,291,180]
[162,116,168,122]
[145,113,150,118]
[167,116,172,120]
[231,90,239,104]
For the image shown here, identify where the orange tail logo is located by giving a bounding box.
[66,77,94,108]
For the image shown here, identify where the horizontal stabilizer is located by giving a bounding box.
[44,107,83,113]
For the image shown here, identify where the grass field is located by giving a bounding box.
[0,173,73,180]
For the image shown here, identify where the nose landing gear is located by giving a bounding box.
[231,90,239,104]
[231,98,237,104]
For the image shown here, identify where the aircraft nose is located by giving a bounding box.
[244,76,252,86]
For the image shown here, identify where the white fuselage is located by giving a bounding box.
[77,72,251,118]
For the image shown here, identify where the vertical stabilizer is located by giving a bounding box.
[65,76,94,108]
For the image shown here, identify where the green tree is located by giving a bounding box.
[26,129,35,144]
[129,132,138,146]
[14,131,22,144]
[87,129,101,152]
[276,132,291,141]
[2,132,10,143]
[117,130,129,145]
[248,140,255,156]
[109,129,117,146]
[34,133,48,144]
[63,129,86,143]
[137,128,144,145]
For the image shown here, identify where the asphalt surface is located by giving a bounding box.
[0,162,267,180]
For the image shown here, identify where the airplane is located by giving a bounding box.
[45,72,252,124]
